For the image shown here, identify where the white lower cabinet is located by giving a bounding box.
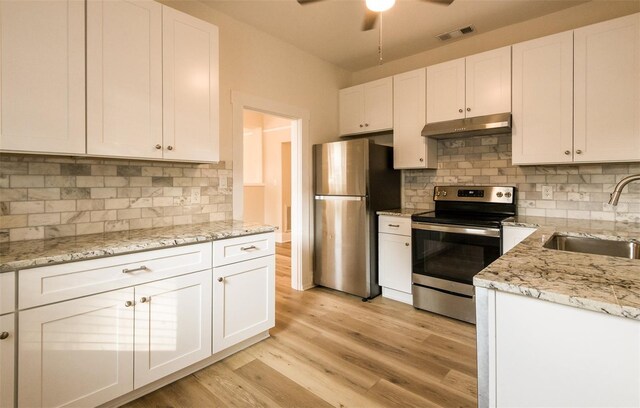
[378,215,413,305]
[478,289,640,408]
[19,288,135,408]
[501,225,537,254]
[134,271,212,388]
[0,314,15,408]
[213,255,275,353]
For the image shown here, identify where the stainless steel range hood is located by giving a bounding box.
[421,112,512,139]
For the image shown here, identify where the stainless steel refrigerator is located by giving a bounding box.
[313,139,401,299]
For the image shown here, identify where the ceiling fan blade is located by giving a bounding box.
[362,10,379,31]
[422,0,454,5]
[297,0,325,4]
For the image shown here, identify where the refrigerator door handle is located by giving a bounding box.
[314,195,365,201]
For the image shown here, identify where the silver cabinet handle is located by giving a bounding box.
[405,242,410,247]
[122,265,148,274]
[167,146,174,150]
[140,296,150,303]
[388,224,400,228]
[458,109,463,113]
[564,150,570,155]
[359,124,364,128]
[125,301,135,308]
[419,158,424,162]
[0,332,9,340]
[217,277,224,282]
[467,107,471,112]
[155,144,162,149]
[240,245,258,251]
[365,123,369,127]
[576,149,582,154]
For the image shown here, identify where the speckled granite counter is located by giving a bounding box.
[377,208,427,218]
[475,217,640,320]
[0,221,275,273]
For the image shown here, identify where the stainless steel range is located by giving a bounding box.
[411,186,516,324]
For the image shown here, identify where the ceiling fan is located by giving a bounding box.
[297,0,454,31]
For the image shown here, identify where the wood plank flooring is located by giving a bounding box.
[124,241,478,407]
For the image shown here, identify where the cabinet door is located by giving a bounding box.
[378,233,412,294]
[426,58,466,123]
[134,271,212,388]
[512,31,574,165]
[0,314,14,408]
[393,69,436,169]
[465,46,512,118]
[87,0,163,159]
[495,291,640,407]
[0,0,85,154]
[19,289,134,408]
[213,256,275,353]
[574,13,640,163]
[339,85,365,135]
[163,6,220,162]
[363,77,393,132]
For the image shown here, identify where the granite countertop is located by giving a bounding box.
[0,221,275,273]
[475,217,640,320]
[377,208,428,218]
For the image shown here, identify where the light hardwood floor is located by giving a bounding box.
[124,242,478,407]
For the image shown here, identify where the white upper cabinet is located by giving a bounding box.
[426,46,511,124]
[574,13,640,163]
[87,0,163,159]
[0,0,85,155]
[465,46,512,118]
[163,6,220,162]
[392,68,436,169]
[512,31,574,165]
[339,78,393,136]
[426,58,466,123]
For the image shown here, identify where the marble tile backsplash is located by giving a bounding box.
[403,134,640,223]
[0,154,233,242]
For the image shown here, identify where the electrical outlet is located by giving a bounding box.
[542,185,553,200]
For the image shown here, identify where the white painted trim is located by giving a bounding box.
[231,91,310,292]
[262,125,292,133]
[381,287,413,305]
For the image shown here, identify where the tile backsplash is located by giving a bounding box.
[0,154,232,242]
[403,134,640,223]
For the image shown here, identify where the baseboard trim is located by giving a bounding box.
[382,287,413,305]
[98,331,271,408]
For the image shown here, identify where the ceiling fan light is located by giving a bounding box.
[365,0,395,12]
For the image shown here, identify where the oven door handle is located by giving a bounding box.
[411,222,500,238]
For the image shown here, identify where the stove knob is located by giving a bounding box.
[505,192,512,198]
[496,192,504,198]
[442,191,447,197]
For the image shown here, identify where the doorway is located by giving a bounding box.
[231,92,312,292]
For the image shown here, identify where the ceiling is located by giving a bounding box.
[201,0,588,71]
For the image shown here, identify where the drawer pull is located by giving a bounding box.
[0,332,9,340]
[218,277,224,282]
[405,242,410,247]
[122,265,148,274]
[388,224,400,228]
[140,296,150,304]
[125,301,135,308]
[240,245,259,251]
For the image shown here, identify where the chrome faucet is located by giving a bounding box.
[608,174,640,206]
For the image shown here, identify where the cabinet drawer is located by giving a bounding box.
[212,233,275,267]
[379,215,411,236]
[0,272,15,315]
[19,243,212,309]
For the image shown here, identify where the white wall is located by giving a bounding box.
[158,0,351,162]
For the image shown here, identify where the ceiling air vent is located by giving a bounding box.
[436,25,475,41]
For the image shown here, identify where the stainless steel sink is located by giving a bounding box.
[543,234,640,260]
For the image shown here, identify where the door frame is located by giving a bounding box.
[231,91,312,291]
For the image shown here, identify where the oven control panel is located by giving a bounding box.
[433,186,515,204]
